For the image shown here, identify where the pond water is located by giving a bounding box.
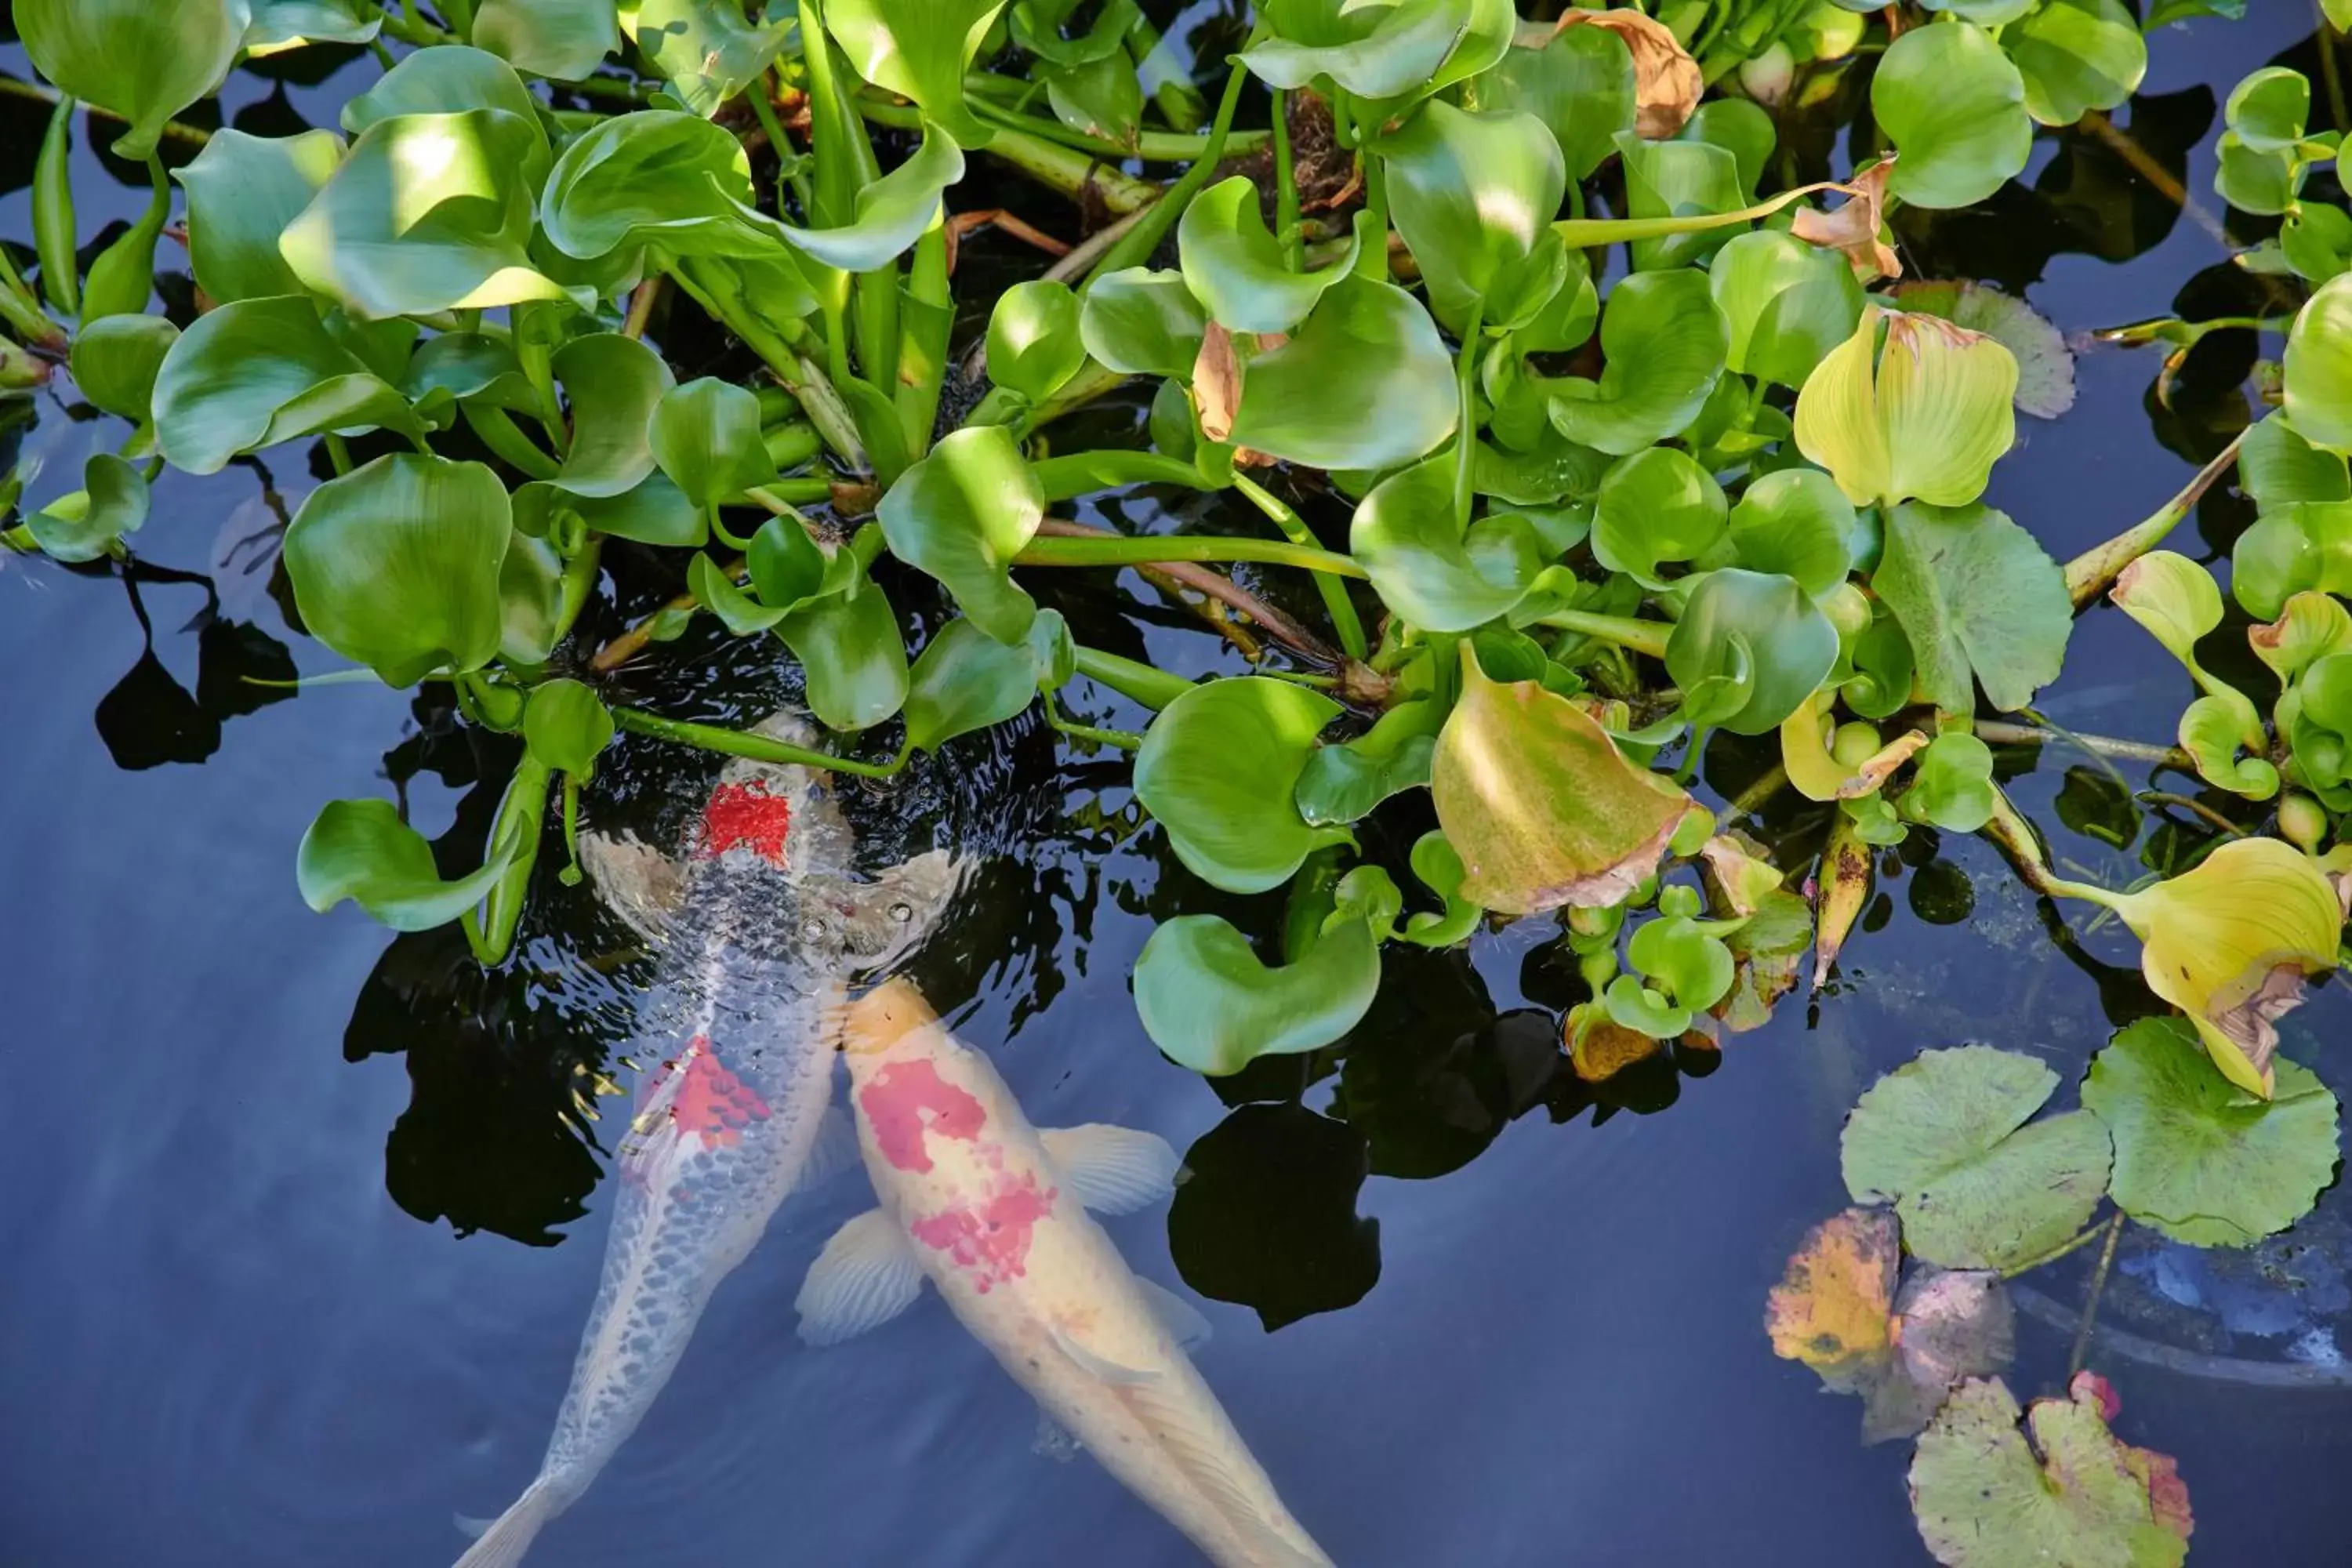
[7,8,2352,1566]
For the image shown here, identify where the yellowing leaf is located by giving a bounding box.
[1781,690,1928,802]
[2107,837,2345,1099]
[1766,1206,1896,1373]
[1555,9,1700,140]
[1432,646,1688,916]
[1795,306,2019,510]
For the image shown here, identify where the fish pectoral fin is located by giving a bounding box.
[793,1105,860,1195]
[1136,1276,1214,1349]
[1039,1124,1180,1216]
[1050,1326,1162,1386]
[575,830,688,943]
[797,1209,925,1346]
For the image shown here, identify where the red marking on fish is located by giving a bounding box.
[909,1173,1057,1293]
[670,1038,772,1148]
[857,1059,986,1173]
[699,779,793,864]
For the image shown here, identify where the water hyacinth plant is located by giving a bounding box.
[8,2,2352,1559]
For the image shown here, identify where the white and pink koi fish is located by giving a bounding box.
[798,980,1334,1568]
[456,716,959,1568]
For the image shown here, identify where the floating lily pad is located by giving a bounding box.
[1873,501,2071,714]
[1842,1046,2111,1272]
[2082,1018,2341,1247]
[1887,281,2076,419]
[1908,1375,2192,1568]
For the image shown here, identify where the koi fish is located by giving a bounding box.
[798,979,1334,1568]
[456,714,960,1568]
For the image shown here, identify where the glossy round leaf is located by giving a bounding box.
[1874,500,2070,713]
[523,677,615,775]
[1548,269,1729,456]
[282,454,512,687]
[547,333,676,499]
[2082,1018,2339,1248]
[1244,0,1497,102]
[2006,0,2147,129]
[152,295,423,475]
[1225,278,1457,472]
[474,0,619,79]
[1726,466,1854,598]
[1134,913,1381,1075]
[68,314,177,423]
[17,0,249,160]
[1350,457,1532,632]
[342,45,542,134]
[1841,1046,2112,1272]
[1796,307,2018,509]
[775,576,910,733]
[1430,649,1689,916]
[1466,20,1634,180]
[878,425,1046,644]
[1617,132,1745,273]
[1664,568,1839,736]
[1179,176,1358,336]
[1708,230,1864,390]
[1872,20,2031,210]
[172,128,345,305]
[281,109,572,320]
[514,474,706,549]
[722,128,964,274]
[539,110,770,263]
[1886,280,2076,419]
[824,0,1008,148]
[296,798,518,931]
[648,376,772,509]
[1379,104,1566,327]
[1592,445,1727,584]
[1899,732,1997,832]
[2284,273,2352,456]
[623,0,793,118]
[1079,267,1207,378]
[2227,65,2311,154]
[985,279,1087,404]
[27,453,150,564]
[903,617,1044,752]
[1134,677,1350,895]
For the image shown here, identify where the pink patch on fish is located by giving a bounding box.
[909,1173,1057,1293]
[858,1059,986,1173]
[699,779,793,864]
[672,1041,772,1149]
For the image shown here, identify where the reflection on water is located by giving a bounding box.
[13,8,2352,1566]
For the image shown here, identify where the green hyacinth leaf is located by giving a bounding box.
[1244,0,1501,103]
[1079,267,1207,378]
[776,570,911,733]
[720,126,964,274]
[342,45,542,135]
[1179,176,1359,335]
[68,314,179,423]
[1134,677,1351,895]
[624,0,794,118]
[539,110,778,264]
[296,798,521,931]
[172,128,346,305]
[522,677,615,776]
[1592,445,1727,586]
[243,0,383,51]
[545,332,676,499]
[1134,913,1381,1075]
[1842,1045,2112,1272]
[879,424,1046,644]
[1379,104,1566,329]
[1548,269,1729,456]
[1616,132,1746,273]
[16,0,249,161]
[985,278,1087,404]
[648,376,774,510]
[1350,456,1534,633]
[2005,0,2147,128]
[1709,229,1865,391]
[1726,466,1855,600]
[1225,277,1458,471]
[26,452,151,564]
[152,294,424,474]
[2083,1018,2339,1249]
[904,615,1050,752]
[282,453,512,687]
[1465,18,1634,181]
[1871,20,2031,210]
[2284,273,2352,456]
[1898,732,1998,832]
[1664,568,1840,736]
[824,0,1007,147]
[474,0,619,80]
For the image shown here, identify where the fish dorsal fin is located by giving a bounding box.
[1135,1277,1214,1349]
[797,1209,925,1346]
[1106,1377,1335,1568]
[577,829,688,943]
[1039,1124,1180,1215]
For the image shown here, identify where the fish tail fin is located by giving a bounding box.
[451,1480,564,1568]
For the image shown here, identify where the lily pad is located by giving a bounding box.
[2082,1018,2340,1248]
[1873,501,2071,713]
[1841,1045,2112,1272]
[1134,678,1350,895]
[1909,1375,2193,1568]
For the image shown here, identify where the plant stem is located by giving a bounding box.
[1014,532,1368,578]
[961,83,1266,162]
[1232,472,1367,659]
[1272,90,1304,270]
[463,404,561,480]
[1083,43,1254,285]
[896,216,952,458]
[1032,451,1214,497]
[2061,429,2247,608]
[1551,180,1861,248]
[1972,720,2187,768]
[2000,1216,2111,1279]
[1980,785,2129,909]
[859,98,1160,212]
[612,706,913,777]
[0,75,212,150]
[1452,300,1486,530]
[1042,691,1142,750]
[2068,1211,2129,1380]
[1533,608,1673,661]
[1072,644,1195,710]
[1036,518,1338,662]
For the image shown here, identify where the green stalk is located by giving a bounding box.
[34,96,78,315]
[1083,45,1255,285]
[1354,143,1388,282]
[963,81,1268,162]
[1232,472,1367,659]
[2061,428,2246,608]
[1534,608,1674,660]
[465,755,551,966]
[1015,531,1367,576]
[1451,300,1486,529]
[764,419,823,471]
[895,216,952,458]
[745,478,837,509]
[78,152,168,325]
[666,259,870,472]
[1042,691,1142,750]
[800,0,896,382]
[1552,180,1857,248]
[1031,450,1214,497]
[0,244,60,351]
[1272,90,1304,270]
[553,535,604,647]
[858,99,1160,213]
[464,404,561,481]
[613,706,914,778]
[1073,644,1195,710]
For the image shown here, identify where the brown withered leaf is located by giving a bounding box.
[1810,813,1872,989]
[1189,321,1278,466]
[1714,886,1811,1033]
[1791,158,1901,282]
[1566,1004,1664,1082]
[1556,9,1702,140]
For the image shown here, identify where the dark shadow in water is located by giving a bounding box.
[1169,1102,1380,1331]
[94,567,296,770]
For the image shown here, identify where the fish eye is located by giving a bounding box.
[888,901,913,924]
[800,916,828,942]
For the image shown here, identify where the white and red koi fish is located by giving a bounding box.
[456,715,959,1568]
[798,980,1334,1568]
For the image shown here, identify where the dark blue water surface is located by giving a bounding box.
[8,9,2352,1566]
